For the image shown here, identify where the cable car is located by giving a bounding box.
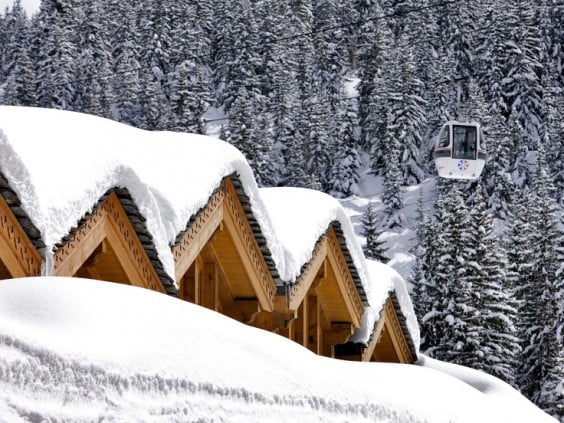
[433,121,487,180]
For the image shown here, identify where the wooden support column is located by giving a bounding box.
[201,261,218,311]
[302,293,309,348]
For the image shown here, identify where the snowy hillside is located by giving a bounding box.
[0,277,555,423]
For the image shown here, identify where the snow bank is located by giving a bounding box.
[0,106,286,281]
[418,355,555,423]
[0,277,554,422]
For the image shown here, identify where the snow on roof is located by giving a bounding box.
[259,187,369,284]
[350,260,420,352]
[0,106,286,280]
[0,277,554,423]
[260,187,419,347]
[0,106,420,348]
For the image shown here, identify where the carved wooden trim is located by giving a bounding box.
[53,192,164,293]
[326,227,364,328]
[103,193,164,293]
[0,195,42,277]
[287,237,327,310]
[172,189,224,282]
[383,296,416,364]
[53,202,106,276]
[222,178,275,311]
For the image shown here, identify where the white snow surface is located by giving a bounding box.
[0,106,287,281]
[0,277,554,423]
[350,260,420,350]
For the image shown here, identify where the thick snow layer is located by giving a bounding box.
[260,187,368,286]
[351,260,420,351]
[0,277,555,423]
[0,106,286,281]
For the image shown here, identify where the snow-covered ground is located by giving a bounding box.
[0,277,554,423]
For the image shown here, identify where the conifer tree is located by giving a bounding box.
[381,128,405,229]
[463,185,520,384]
[518,147,562,411]
[0,0,36,106]
[362,200,388,263]
[33,0,78,110]
[75,0,113,118]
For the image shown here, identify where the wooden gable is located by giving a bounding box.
[0,194,42,279]
[172,177,277,325]
[334,295,417,364]
[53,190,170,294]
[275,226,365,357]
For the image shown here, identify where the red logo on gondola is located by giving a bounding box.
[458,160,469,171]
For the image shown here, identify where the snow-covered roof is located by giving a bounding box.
[351,260,420,351]
[0,277,554,423]
[0,105,286,281]
[0,105,418,350]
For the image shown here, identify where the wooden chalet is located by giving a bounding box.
[0,170,416,364]
[334,293,418,364]
[273,223,368,358]
[51,188,177,296]
[0,107,417,365]
[171,175,282,327]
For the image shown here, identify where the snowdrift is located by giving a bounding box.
[0,277,554,422]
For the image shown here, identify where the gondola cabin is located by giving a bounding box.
[433,121,487,180]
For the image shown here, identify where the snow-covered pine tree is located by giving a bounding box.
[327,96,361,197]
[499,0,544,144]
[381,123,405,229]
[107,0,141,126]
[420,183,469,361]
[0,0,36,106]
[521,146,562,414]
[75,0,113,119]
[33,0,78,110]
[463,185,519,384]
[361,200,388,263]
[169,59,211,134]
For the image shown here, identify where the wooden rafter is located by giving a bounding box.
[325,227,364,328]
[287,238,328,310]
[362,296,416,364]
[53,192,164,293]
[221,178,275,312]
[0,194,42,278]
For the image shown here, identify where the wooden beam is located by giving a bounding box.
[287,238,328,310]
[221,178,275,311]
[0,195,42,278]
[383,297,415,363]
[102,193,165,293]
[325,227,364,328]
[172,190,224,283]
[361,312,386,362]
[53,207,107,277]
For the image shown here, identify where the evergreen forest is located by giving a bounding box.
[0,0,562,420]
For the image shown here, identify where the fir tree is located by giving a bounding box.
[361,200,388,263]
[464,185,520,384]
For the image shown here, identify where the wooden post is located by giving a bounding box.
[302,293,309,348]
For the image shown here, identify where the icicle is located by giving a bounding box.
[41,247,55,276]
